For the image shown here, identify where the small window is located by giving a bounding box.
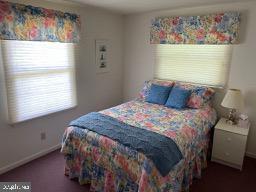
[155,44,232,87]
[1,40,77,123]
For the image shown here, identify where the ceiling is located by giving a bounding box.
[57,0,253,14]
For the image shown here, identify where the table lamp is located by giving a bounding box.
[221,89,244,125]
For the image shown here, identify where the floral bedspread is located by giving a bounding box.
[61,100,217,192]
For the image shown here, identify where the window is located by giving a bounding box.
[1,40,77,123]
[155,45,232,87]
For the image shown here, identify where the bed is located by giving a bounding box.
[61,80,217,192]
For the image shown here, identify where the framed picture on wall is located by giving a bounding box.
[95,40,109,73]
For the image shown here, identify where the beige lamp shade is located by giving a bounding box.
[221,89,244,110]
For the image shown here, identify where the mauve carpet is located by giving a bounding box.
[0,150,255,192]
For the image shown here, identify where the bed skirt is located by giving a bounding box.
[62,139,209,192]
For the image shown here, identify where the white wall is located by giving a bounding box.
[0,0,124,172]
[123,1,256,157]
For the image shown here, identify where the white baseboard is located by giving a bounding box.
[0,144,61,175]
[245,151,256,159]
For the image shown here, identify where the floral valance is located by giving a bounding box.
[150,12,241,44]
[0,0,81,43]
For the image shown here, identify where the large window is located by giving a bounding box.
[1,40,77,123]
[155,45,232,87]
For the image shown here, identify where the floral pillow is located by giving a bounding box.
[175,82,215,108]
[139,79,175,101]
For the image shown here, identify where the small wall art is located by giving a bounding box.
[95,40,109,73]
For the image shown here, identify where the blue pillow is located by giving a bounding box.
[165,86,191,109]
[145,84,172,105]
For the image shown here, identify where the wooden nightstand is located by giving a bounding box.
[211,118,250,170]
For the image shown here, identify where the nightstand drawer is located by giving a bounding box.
[212,129,247,166]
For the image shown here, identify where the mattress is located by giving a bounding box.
[61,100,217,192]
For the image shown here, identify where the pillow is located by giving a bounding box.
[139,81,152,101]
[145,84,172,105]
[165,86,191,109]
[187,87,215,108]
[175,82,215,108]
[139,79,175,101]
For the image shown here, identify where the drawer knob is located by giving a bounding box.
[227,137,232,142]
[225,152,230,156]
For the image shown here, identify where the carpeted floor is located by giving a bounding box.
[190,157,256,192]
[0,150,255,192]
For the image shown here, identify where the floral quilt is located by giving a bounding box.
[61,100,217,192]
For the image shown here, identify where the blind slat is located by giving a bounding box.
[155,45,232,87]
[1,40,77,123]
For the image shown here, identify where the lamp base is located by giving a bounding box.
[226,108,236,125]
[226,119,235,125]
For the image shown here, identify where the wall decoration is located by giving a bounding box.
[150,12,241,44]
[95,40,109,73]
[0,0,81,43]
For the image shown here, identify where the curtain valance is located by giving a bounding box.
[150,12,240,44]
[0,0,80,43]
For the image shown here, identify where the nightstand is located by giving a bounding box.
[211,118,250,170]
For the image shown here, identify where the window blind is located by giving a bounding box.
[1,40,77,123]
[155,45,232,87]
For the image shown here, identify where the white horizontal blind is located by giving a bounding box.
[1,40,77,123]
[155,45,232,87]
